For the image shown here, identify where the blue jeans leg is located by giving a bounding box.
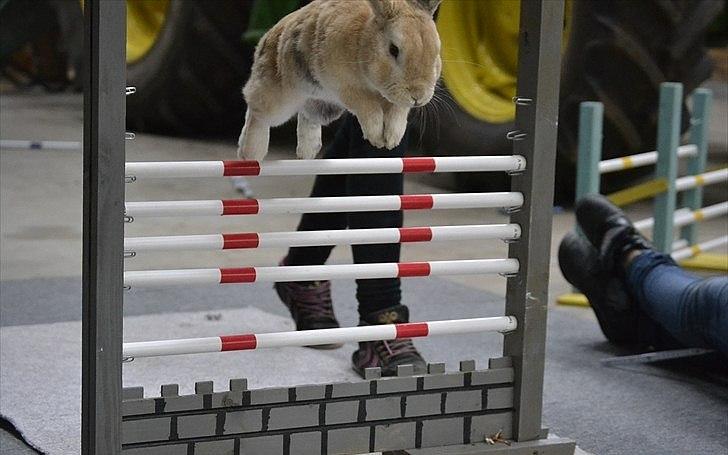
[626,251,728,356]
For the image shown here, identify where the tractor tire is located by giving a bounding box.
[126,0,255,137]
[428,0,722,202]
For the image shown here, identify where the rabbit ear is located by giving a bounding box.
[407,0,442,15]
[368,0,397,19]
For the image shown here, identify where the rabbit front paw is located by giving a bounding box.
[383,118,407,150]
[360,118,386,149]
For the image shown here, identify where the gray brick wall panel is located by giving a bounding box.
[268,404,319,430]
[290,431,322,455]
[162,395,203,412]
[470,368,514,385]
[404,394,441,417]
[239,435,283,454]
[488,357,513,369]
[421,417,464,447]
[211,391,244,408]
[224,410,262,434]
[325,400,360,425]
[445,390,482,414]
[423,372,464,390]
[366,396,402,421]
[250,387,288,405]
[177,413,217,439]
[331,381,371,398]
[470,412,513,442]
[122,399,155,417]
[459,360,476,372]
[121,417,171,444]
[123,387,144,400]
[123,443,188,454]
[194,439,235,455]
[327,427,370,455]
[376,376,417,393]
[374,422,416,451]
[487,387,514,409]
[296,384,326,401]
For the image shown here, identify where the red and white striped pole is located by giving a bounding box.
[123,258,519,288]
[124,193,524,218]
[124,224,521,253]
[124,156,527,179]
[123,316,518,358]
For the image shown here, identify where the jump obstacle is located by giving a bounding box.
[82,1,575,453]
[558,82,728,307]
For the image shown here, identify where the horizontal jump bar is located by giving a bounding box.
[633,201,728,231]
[123,316,518,358]
[124,224,522,253]
[672,235,728,261]
[599,145,697,174]
[124,156,527,179]
[675,168,727,192]
[123,259,519,288]
[124,193,524,218]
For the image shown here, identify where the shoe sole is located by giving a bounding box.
[305,342,344,350]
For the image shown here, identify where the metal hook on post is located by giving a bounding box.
[125,132,135,140]
[506,130,528,141]
[125,86,137,96]
[125,175,137,184]
[512,96,533,106]
[122,356,134,363]
[123,251,136,259]
[499,271,519,279]
[124,215,134,223]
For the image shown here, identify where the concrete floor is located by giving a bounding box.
[0,85,726,455]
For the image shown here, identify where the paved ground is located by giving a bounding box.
[0,84,726,455]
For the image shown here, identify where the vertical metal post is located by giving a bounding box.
[575,102,603,200]
[82,0,126,453]
[652,83,682,253]
[680,88,712,245]
[504,0,564,442]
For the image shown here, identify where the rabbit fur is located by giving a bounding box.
[237,0,442,160]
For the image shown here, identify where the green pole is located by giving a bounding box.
[679,89,712,245]
[575,102,603,201]
[653,83,682,253]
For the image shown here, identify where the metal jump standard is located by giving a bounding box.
[82,1,574,453]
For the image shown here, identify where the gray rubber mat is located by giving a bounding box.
[1,277,726,454]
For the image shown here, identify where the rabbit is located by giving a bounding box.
[237,0,442,161]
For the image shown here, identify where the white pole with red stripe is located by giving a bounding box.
[124,193,524,218]
[124,156,527,179]
[124,224,522,253]
[123,258,519,288]
[123,316,518,358]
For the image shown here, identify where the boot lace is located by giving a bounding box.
[375,338,419,364]
[287,281,336,320]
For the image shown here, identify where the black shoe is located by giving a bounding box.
[575,194,653,272]
[351,305,427,377]
[559,231,640,344]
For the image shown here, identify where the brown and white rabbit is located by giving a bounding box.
[237,0,442,161]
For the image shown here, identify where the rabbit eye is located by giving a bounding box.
[389,43,400,59]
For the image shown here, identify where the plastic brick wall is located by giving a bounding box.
[122,358,515,454]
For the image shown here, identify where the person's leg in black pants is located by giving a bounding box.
[278,114,425,376]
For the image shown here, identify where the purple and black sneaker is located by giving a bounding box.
[274,260,342,349]
[352,305,426,377]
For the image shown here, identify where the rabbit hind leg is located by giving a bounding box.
[296,100,344,159]
[237,108,270,160]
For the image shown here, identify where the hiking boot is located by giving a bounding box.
[274,276,342,349]
[559,231,640,344]
[352,305,427,377]
[575,194,653,272]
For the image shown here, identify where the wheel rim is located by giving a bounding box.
[126,0,171,64]
[437,0,572,124]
